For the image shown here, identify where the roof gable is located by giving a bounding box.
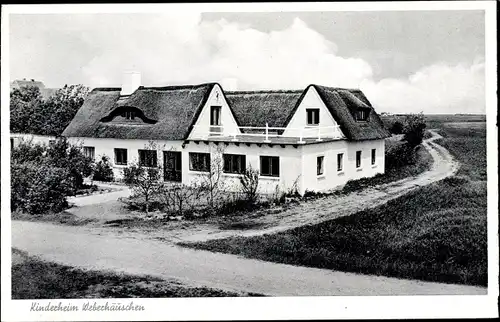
[312,85,390,140]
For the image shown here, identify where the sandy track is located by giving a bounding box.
[11,220,485,296]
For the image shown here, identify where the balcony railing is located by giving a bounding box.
[191,124,343,143]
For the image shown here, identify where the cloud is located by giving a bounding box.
[11,13,485,114]
[361,59,485,114]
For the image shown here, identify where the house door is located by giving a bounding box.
[164,151,182,182]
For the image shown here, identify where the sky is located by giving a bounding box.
[9,10,485,114]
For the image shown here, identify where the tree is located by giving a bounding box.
[10,87,44,134]
[43,85,90,135]
[9,84,89,136]
[403,113,427,147]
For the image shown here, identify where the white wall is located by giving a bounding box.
[67,136,384,195]
[188,84,241,139]
[301,139,385,194]
[10,133,57,147]
[282,86,345,139]
[67,137,303,194]
[182,142,303,194]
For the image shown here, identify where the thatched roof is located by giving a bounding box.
[225,90,303,128]
[63,82,389,141]
[312,85,390,140]
[62,84,216,140]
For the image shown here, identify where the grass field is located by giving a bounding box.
[11,249,261,298]
[183,119,487,286]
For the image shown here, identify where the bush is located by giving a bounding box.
[45,138,93,193]
[10,139,94,215]
[389,120,405,134]
[403,113,426,147]
[122,163,161,214]
[239,166,260,204]
[10,140,46,163]
[11,162,70,214]
[122,164,144,185]
[385,141,417,169]
[92,155,114,182]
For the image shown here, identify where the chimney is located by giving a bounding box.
[120,71,141,96]
[220,78,238,91]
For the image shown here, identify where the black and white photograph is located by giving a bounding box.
[1,1,498,321]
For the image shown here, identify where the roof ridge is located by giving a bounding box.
[92,87,121,92]
[225,89,304,95]
[311,84,362,92]
[138,83,217,91]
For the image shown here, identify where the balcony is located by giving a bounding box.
[190,124,344,144]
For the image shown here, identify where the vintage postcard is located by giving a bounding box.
[1,1,498,321]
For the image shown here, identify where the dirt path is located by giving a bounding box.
[11,221,485,296]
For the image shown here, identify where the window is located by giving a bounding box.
[114,148,128,165]
[356,151,362,168]
[83,146,95,160]
[355,110,369,121]
[122,110,136,120]
[260,156,280,177]
[306,109,320,125]
[371,149,376,165]
[223,154,246,174]
[189,152,210,172]
[317,156,324,176]
[210,106,221,126]
[138,149,157,167]
[337,153,344,172]
[164,151,182,182]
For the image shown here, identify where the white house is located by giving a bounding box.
[62,75,390,195]
[10,133,57,149]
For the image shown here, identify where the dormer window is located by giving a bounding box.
[122,110,136,120]
[100,106,157,124]
[306,109,320,126]
[355,110,369,121]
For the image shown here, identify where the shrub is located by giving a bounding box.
[403,113,427,147]
[45,138,93,193]
[10,140,46,163]
[10,139,94,215]
[389,120,405,134]
[11,162,70,214]
[239,166,260,204]
[122,164,144,185]
[122,163,161,214]
[158,182,203,217]
[92,155,114,182]
[385,141,417,169]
